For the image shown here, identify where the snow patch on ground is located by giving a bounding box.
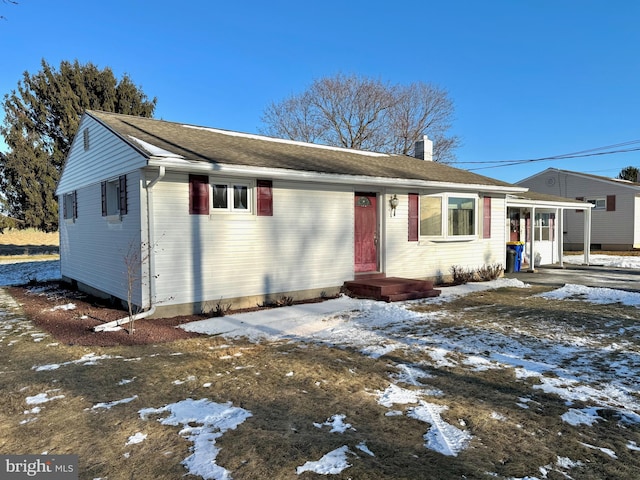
[408,401,472,456]
[139,398,252,480]
[296,445,352,475]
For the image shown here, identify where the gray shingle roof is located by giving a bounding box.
[88,110,518,189]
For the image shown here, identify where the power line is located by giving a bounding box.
[455,140,640,171]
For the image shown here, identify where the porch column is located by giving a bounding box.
[529,207,536,272]
[583,207,591,265]
[557,208,564,267]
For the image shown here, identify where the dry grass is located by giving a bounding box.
[1,284,640,479]
[0,228,59,259]
[0,228,59,246]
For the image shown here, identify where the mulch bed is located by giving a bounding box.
[5,280,343,347]
[6,281,208,347]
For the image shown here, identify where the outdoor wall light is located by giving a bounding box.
[389,194,399,216]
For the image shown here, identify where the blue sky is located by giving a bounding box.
[1,0,638,183]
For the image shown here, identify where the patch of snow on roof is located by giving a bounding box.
[128,135,185,158]
[182,124,390,157]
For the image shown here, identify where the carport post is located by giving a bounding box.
[557,207,563,267]
[528,207,536,272]
[583,207,591,265]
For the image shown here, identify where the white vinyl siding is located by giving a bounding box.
[56,116,147,194]
[384,192,506,279]
[150,173,354,306]
[59,170,144,306]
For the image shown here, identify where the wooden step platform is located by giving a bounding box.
[343,275,441,302]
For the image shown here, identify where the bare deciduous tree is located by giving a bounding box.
[1,0,18,21]
[260,73,460,162]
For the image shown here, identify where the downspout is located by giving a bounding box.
[143,165,166,313]
[94,166,165,332]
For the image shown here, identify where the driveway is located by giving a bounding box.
[506,264,640,292]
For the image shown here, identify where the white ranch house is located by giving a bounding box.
[56,111,591,317]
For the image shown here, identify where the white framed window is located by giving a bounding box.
[211,179,253,213]
[534,212,553,241]
[419,193,477,239]
[587,198,606,210]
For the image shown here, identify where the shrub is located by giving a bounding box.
[450,263,503,284]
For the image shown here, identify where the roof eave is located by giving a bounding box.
[147,157,527,193]
[507,196,594,209]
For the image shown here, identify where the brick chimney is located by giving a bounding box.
[414,135,433,161]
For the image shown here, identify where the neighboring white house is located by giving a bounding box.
[56,111,589,317]
[518,168,639,250]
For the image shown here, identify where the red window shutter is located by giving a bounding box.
[257,180,273,216]
[408,193,419,241]
[101,182,107,216]
[189,175,209,215]
[606,195,616,211]
[119,175,128,215]
[575,196,584,213]
[483,196,491,239]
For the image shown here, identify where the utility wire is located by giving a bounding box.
[456,140,640,171]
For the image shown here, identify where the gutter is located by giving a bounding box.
[147,158,528,194]
[93,166,165,332]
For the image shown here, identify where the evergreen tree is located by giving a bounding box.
[617,166,639,183]
[0,59,157,231]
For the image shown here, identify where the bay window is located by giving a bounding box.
[419,194,477,239]
[448,197,475,236]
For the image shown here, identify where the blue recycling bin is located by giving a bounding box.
[506,242,524,272]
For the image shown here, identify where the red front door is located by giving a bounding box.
[354,193,378,272]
